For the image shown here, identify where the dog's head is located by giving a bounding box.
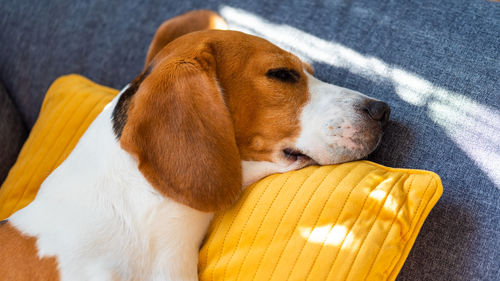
[113,11,390,212]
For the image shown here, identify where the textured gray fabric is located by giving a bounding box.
[0,0,499,280]
[0,81,27,184]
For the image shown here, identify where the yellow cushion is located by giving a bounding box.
[198,162,442,281]
[0,75,442,280]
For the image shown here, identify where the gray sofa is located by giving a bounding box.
[1,1,499,280]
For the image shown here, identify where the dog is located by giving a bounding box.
[0,10,389,281]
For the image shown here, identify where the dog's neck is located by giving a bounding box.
[34,86,162,213]
[9,86,213,281]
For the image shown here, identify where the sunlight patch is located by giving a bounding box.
[299,224,348,246]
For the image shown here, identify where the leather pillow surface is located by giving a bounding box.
[0,75,442,281]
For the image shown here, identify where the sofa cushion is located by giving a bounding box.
[0,75,442,281]
[0,81,27,184]
[1,2,498,280]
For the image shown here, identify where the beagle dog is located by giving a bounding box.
[0,10,389,281]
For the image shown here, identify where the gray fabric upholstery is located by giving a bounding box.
[0,0,499,280]
[0,81,27,183]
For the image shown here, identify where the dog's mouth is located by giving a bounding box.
[283,148,313,162]
[284,127,386,166]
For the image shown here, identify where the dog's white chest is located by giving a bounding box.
[9,97,213,281]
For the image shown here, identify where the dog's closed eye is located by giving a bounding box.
[266,68,300,83]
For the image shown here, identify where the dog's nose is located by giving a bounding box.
[364,100,390,127]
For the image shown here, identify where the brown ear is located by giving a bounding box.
[120,51,241,212]
[145,10,228,68]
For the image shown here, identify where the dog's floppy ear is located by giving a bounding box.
[119,49,241,212]
[144,10,227,69]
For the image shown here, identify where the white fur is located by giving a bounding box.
[9,86,212,281]
[295,72,376,164]
[241,160,306,187]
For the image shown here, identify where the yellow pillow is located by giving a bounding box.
[198,162,442,281]
[0,75,442,281]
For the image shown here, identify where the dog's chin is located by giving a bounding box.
[343,133,384,163]
[310,132,384,165]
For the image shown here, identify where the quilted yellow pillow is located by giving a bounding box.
[0,74,442,281]
[199,162,442,281]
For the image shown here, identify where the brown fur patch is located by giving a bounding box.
[120,11,310,211]
[0,222,60,281]
[150,29,310,162]
[121,55,242,212]
[144,10,228,68]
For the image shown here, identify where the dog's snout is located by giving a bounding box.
[363,100,390,127]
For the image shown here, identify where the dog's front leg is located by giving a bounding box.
[150,247,200,281]
[148,201,214,281]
